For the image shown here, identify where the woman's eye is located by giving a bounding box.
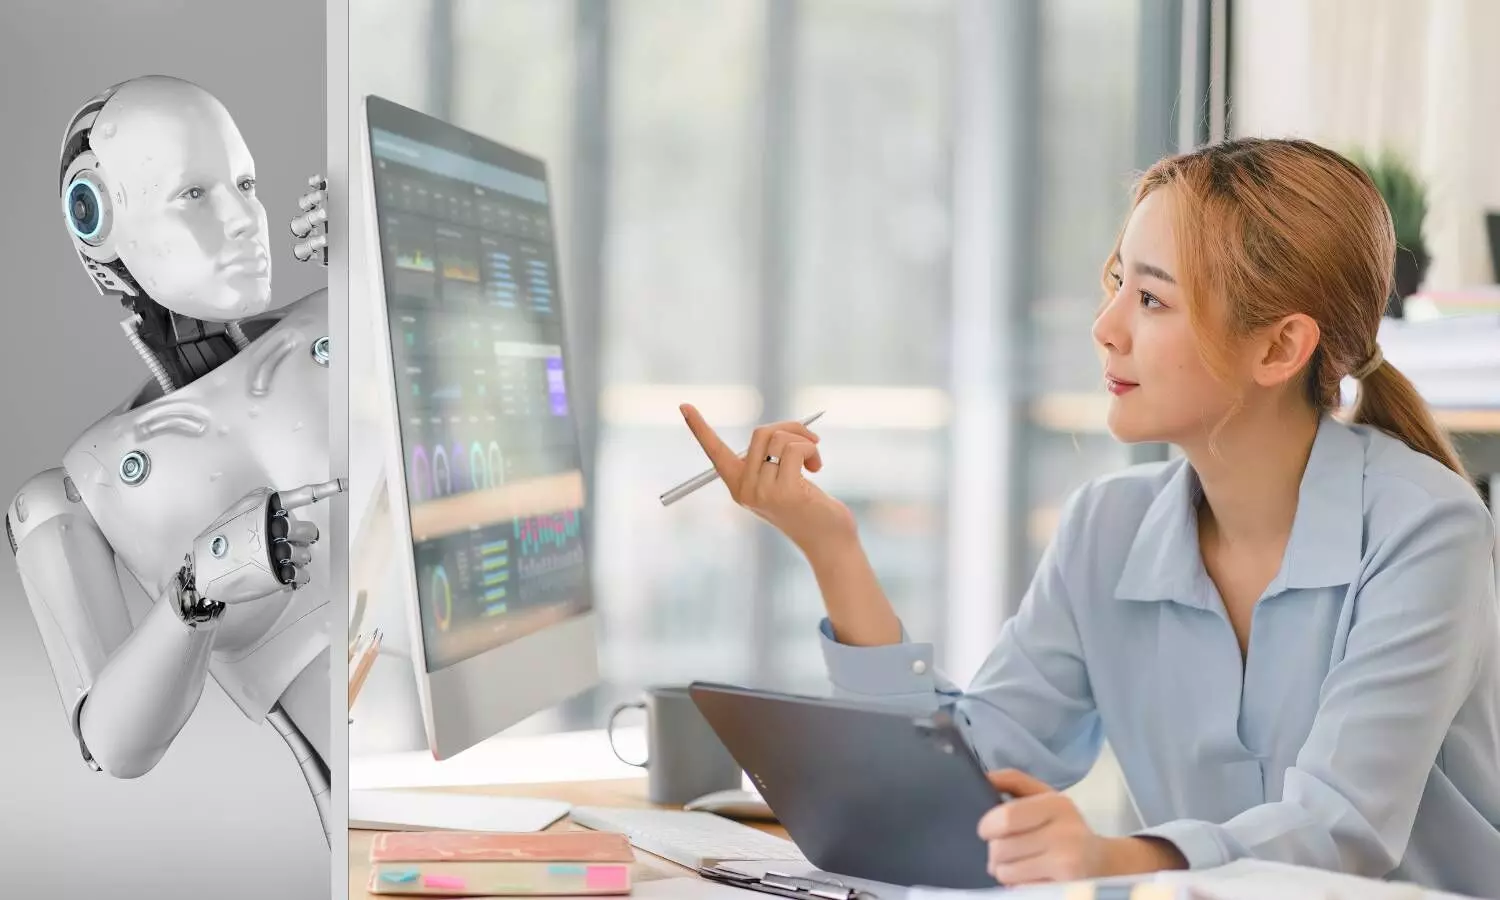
[1108,271,1123,289]
[1139,292,1164,309]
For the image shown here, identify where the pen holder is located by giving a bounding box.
[608,685,743,806]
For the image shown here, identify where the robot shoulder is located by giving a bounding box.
[241,287,327,345]
[264,287,327,324]
[7,467,100,555]
[289,286,328,310]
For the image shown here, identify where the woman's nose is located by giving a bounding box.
[1092,291,1129,353]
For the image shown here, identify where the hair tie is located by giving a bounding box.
[1352,344,1384,380]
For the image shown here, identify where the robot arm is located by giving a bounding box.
[7,468,221,778]
[8,471,338,779]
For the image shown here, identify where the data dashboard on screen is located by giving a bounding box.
[367,98,591,674]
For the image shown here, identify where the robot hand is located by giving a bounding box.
[184,478,345,609]
[291,174,329,265]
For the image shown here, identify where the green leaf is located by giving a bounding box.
[1348,148,1428,259]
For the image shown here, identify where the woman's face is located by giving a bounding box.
[1091,186,1244,446]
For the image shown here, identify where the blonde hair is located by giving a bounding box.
[1104,138,1468,480]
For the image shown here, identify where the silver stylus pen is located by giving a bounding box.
[660,410,826,506]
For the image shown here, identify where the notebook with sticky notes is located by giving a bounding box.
[368,831,636,896]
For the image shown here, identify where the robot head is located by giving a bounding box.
[59,76,274,322]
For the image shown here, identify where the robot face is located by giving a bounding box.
[90,77,274,322]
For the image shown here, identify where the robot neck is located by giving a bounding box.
[128,296,243,389]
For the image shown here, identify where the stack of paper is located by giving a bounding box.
[1340,314,1500,410]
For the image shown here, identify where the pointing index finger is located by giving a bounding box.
[277,478,346,511]
[680,405,744,484]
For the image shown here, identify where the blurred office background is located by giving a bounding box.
[352,0,1500,823]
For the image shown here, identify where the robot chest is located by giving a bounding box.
[67,352,330,594]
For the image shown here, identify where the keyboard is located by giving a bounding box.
[569,806,807,870]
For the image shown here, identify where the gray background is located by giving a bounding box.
[0,1,328,895]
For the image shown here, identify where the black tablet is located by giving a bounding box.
[689,682,1007,889]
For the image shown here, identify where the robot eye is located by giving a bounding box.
[238,176,256,192]
[178,186,205,201]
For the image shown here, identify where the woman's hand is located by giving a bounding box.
[979,770,1186,885]
[679,404,856,556]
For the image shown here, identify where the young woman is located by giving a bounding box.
[680,138,1500,896]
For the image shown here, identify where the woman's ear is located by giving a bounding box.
[1252,313,1320,388]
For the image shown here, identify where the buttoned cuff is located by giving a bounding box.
[1133,819,1229,871]
[818,617,936,697]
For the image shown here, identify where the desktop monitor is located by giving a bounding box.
[358,94,600,766]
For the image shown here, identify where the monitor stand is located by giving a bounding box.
[349,789,569,833]
[348,472,572,833]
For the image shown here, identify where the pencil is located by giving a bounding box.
[660,411,825,506]
[349,628,382,708]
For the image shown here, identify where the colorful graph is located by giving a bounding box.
[409,446,431,500]
[441,258,480,282]
[450,442,470,493]
[487,442,504,487]
[432,445,451,496]
[478,538,509,616]
[513,510,581,555]
[546,357,568,416]
[526,258,553,313]
[485,248,518,308]
[429,564,453,631]
[396,248,436,272]
[469,442,489,490]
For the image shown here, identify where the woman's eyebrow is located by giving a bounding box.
[1132,261,1177,285]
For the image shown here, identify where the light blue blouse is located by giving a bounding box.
[820,416,1500,897]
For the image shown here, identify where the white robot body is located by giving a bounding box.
[61,291,331,721]
[6,75,337,844]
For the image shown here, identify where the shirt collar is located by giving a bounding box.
[1113,415,1366,605]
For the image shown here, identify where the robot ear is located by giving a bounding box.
[61,151,137,296]
[61,151,118,262]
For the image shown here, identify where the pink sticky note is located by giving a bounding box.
[585,865,629,891]
[423,874,466,890]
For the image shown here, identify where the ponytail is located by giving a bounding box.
[1351,359,1470,481]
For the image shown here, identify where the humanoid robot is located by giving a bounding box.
[5,75,340,843]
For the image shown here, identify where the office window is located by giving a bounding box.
[450,1,575,246]
[591,0,767,701]
[1021,0,1141,582]
[350,0,433,110]
[771,0,957,689]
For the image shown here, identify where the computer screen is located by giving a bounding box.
[366,97,592,675]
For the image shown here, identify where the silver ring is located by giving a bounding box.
[764,454,780,465]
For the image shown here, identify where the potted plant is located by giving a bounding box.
[1350,149,1429,318]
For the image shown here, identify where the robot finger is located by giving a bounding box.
[290,565,311,588]
[297,188,327,211]
[276,560,300,586]
[273,519,319,544]
[289,206,329,238]
[276,478,346,511]
[274,542,313,567]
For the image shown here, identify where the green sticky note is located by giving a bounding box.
[380,868,419,883]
